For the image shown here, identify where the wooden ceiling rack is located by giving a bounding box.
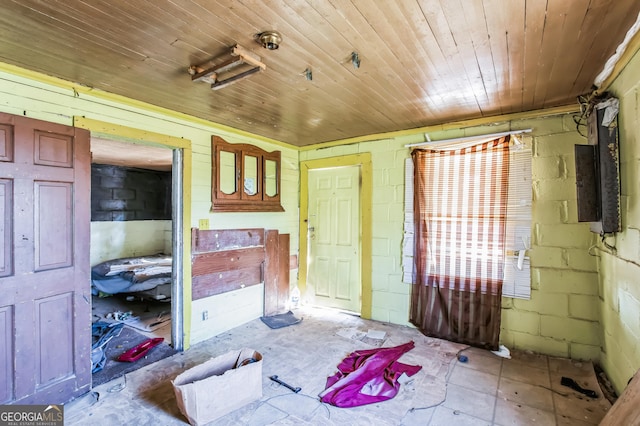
[189,44,266,90]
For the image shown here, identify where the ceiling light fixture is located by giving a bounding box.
[188,44,266,90]
[258,31,282,50]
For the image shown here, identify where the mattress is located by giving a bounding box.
[91,254,172,298]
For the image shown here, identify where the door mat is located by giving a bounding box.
[92,326,176,387]
[260,311,302,329]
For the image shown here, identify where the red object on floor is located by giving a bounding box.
[117,337,164,362]
[319,341,422,407]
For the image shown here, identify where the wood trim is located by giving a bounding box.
[191,266,262,299]
[211,136,284,212]
[191,228,264,253]
[191,247,265,277]
[277,233,290,312]
[209,200,284,212]
[0,63,285,148]
[188,228,300,307]
[72,115,193,349]
[263,230,279,317]
[73,117,190,149]
[298,105,579,151]
[190,227,266,301]
[298,153,373,319]
[600,369,640,425]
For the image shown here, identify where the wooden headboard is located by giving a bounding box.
[191,228,291,316]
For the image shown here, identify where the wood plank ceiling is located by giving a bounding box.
[0,0,638,147]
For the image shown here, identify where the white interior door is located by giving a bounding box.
[307,166,360,313]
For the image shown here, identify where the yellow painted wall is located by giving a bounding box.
[597,46,640,394]
[5,44,640,393]
[90,221,172,266]
[0,67,300,347]
[500,116,600,360]
[300,113,601,360]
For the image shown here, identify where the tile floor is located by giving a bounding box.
[66,306,611,425]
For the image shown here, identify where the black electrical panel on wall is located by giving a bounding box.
[574,96,621,234]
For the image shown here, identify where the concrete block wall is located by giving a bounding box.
[500,115,601,360]
[91,164,171,221]
[302,114,601,361]
[597,47,640,394]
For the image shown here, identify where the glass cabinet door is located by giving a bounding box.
[211,135,284,212]
[219,150,237,196]
[242,153,260,200]
[264,158,277,197]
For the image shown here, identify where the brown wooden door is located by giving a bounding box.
[0,112,91,404]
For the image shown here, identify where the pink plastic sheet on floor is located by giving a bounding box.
[319,341,422,408]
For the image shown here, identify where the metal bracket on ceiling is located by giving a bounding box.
[188,44,266,90]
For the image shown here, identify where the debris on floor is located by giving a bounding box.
[491,344,511,359]
[366,329,386,340]
[319,341,422,407]
[91,322,124,373]
[269,375,301,393]
[117,337,165,362]
[336,327,388,347]
[595,363,618,404]
[105,310,135,322]
[336,327,366,341]
[125,311,171,332]
[561,376,599,398]
[99,305,171,332]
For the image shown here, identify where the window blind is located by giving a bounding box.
[402,144,532,299]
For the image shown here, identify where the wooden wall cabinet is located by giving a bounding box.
[211,136,284,212]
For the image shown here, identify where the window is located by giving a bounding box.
[211,136,284,212]
[403,137,531,299]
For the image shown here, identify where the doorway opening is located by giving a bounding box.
[89,137,181,386]
[299,153,373,319]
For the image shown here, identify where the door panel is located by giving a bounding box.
[0,306,12,403]
[34,181,73,270]
[307,166,360,312]
[34,131,73,167]
[0,123,13,162]
[335,259,352,300]
[0,112,90,404]
[315,257,331,297]
[0,179,12,277]
[336,198,352,245]
[36,293,74,386]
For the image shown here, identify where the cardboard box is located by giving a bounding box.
[172,348,263,425]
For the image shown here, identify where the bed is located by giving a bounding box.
[91,253,173,300]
